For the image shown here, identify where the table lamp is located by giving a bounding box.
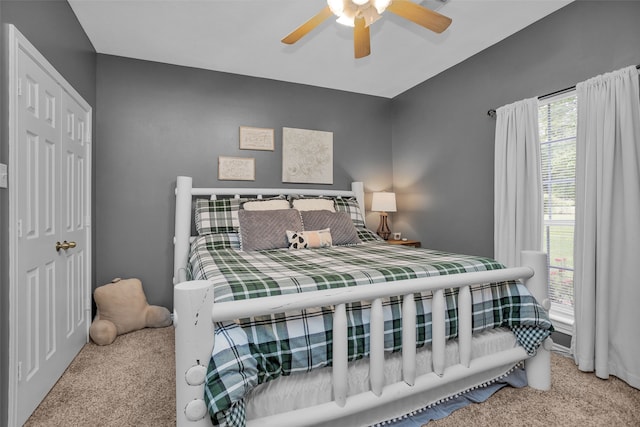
[371,191,396,240]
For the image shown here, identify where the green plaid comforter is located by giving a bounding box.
[188,236,554,426]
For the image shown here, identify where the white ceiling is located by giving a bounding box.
[68,0,573,98]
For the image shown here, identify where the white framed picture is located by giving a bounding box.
[218,156,255,181]
[239,126,275,151]
[282,127,333,184]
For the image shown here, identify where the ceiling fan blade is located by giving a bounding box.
[354,17,371,59]
[282,6,334,45]
[386,0,452,34]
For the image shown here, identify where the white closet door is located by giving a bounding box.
[60,89,91,348]
[10,26,92,427]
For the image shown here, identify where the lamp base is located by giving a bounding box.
[376,212,391,240]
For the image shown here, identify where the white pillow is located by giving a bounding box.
[243,199,291,211]
[292,198,336,212]
[286,228,332,249]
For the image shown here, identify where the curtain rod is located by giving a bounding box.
[487,64,640,118]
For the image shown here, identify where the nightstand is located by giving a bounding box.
[386,239,421,248]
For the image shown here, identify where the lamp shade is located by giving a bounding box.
[371,192,397,212]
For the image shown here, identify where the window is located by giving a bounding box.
[538,93,577,333]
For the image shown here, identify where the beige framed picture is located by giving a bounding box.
[218,156,255,181]
[239,126,275,151]
[282,127,333,184]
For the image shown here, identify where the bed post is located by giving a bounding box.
[174,176,193,285]
[175,280,215,427]
[351,182,364,213]
[521,250,553,391]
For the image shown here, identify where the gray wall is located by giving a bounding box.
[95,55,392,309]
[0,1,96,425]
[391,0,640,258]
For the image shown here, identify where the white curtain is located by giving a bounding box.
[572,66,640,388]
[494,98,542,267]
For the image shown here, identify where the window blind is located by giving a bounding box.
[538,94,576,310]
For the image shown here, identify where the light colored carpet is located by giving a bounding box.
[429,351,640,427]
[24,326,176,427]
[25,327,640,426]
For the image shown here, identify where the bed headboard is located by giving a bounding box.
[173,176,365,285]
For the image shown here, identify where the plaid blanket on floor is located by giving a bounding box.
[188,237,554,426]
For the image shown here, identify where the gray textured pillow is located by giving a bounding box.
[301,211,361,246]
[238,209,303,251]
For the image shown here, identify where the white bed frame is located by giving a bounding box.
[172,176,552,427]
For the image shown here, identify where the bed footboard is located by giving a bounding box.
[174,251,551,427]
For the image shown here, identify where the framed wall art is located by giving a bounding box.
[282,127,333,184]
[218,156,255,181]
[239,126,275,151]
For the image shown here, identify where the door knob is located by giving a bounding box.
[55,240,77,252]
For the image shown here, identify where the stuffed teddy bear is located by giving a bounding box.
[89,278,172,345]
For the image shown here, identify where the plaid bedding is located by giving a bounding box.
[188,237,553,426]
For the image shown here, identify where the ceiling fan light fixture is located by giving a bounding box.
[360,6,382,26]
[336,14,356,27]
[328,0,384,28]
[327,0,345,16]
[372,0,391,14]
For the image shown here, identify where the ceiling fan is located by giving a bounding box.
[281,0,452,59]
